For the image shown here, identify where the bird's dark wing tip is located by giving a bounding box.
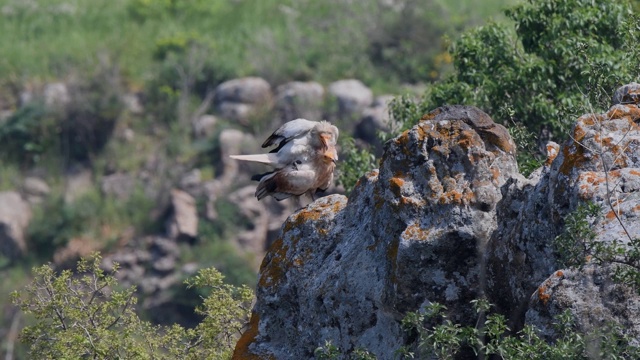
[261,135,280,148]
[251,171,273,182]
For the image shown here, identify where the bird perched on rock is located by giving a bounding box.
[230,118,339,201]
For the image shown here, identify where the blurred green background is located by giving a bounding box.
[0,0,522,357]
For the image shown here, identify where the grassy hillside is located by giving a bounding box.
[0,0,517,89]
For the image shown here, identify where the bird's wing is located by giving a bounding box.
[262,118,318,148]
[255,163,317,200]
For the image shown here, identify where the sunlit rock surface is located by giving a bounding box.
[235,90,640,358]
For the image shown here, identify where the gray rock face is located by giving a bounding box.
[328,79,373,120]
[228,186,269,255]
[215,77,273,105]
[235,92,640,357]
[612,82,640,106]
[64,166,93,203]
[525,265,640,344]
[0,191,31,258]
[487,95,640,333]
[101,173,136,200]
[217,102,254,124]
[235,105,518,358]
[354,95,394,152]
[275,81,325,121]
[166,189,198,242]
[192,114,217,139]
[43,82,70,109]
[216,129,259,189]
[121,93,144,114]
[22,177,50,204]
[215,77,273,124]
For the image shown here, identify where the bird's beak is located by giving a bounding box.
[325,147,338,163]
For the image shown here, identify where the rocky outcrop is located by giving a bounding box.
[22,177,50,204]
[101,235,202,325]
[354,95,393,144]
[64,165,93,203]
[275,81,325,122]
[526,265,640,343]
[0,191,31,259]
[328,79,373,120]
[166,189,198,242]
[234,105,518,358]
[192,114,218,139]
[43,82,71,109]
[234,89,640,358]
[215,77,273,124]
[101,173,136,200]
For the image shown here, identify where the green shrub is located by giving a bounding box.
[11,253,253,359]
[336,136,377,195]
[553,202,601,268]
[27,186,157,261]
[0,69,123,166]
[399,299,640,359]
[554,201,640,294]
[425,0,639,137]
[0,102,53,164]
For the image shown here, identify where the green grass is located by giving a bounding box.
[0,0,518,89]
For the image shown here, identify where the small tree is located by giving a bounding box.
[11,253,253,359]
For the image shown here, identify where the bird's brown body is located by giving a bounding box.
[230,119,339,201]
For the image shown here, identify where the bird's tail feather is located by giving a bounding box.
[229,153,279,165]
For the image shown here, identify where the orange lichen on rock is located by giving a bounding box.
[421,108,441,121]
[537,284,551,305]
[401,223,430,241]
[457,129,476,150]
[545,142,560,166]
[394,129,413,156]
[232,313,275,360]
[606,210,617,220]
[283,201,344,233]
[578,113,600,126]
[606,105,640,122]
[259,200,342,289]
[399,195,426,208]
[555,270,564,277]
[578,171,606,186]
[558,142,588,175]
[490,166,500,182]
[436,122,462,142]
[482,128,516,154]
[462,188,476,203]
[626,106,640,122]
[415,124,428,141]
[438,190,464,205]
[607,107,627,120]
[572,124,588,143]
[258,238,291,289]
[389,176,405,198]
